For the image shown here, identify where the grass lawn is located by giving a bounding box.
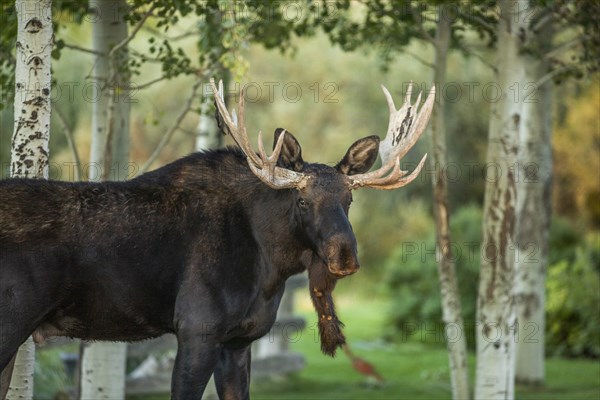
[126,295,599,400]
[250,296,600,400]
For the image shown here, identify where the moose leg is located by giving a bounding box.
[171,331,221,400]
[214,345,251,400]
[0,353,16,400]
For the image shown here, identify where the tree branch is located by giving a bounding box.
[62,42,103,56]
[535,65,577,88]
[532,11,554,32]
[458,10,495,32]
[404,50,435,69]
[54,103,82,181]
[544,37,582,59]
[457,42,497,73]
[418,21,435,44]
[108,4,156,58]
[129,49,164,64]
[132,75,167,90]
[138,79,203,175]
[143,25,200,42]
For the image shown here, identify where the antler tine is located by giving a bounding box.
[258,128,287,164]
[354,154,427,190]
[234,86,262,167]
[371,154,428,190]
[210,77,310,190]
[210,78,261,167]
[348,83,435,190]
[237,86,246,134]
[232,108,238,128]
[404,81,413,104]
[256,129,288,181]
[414,91,422,110]
[381,85,396,115]
[218,79,224,102]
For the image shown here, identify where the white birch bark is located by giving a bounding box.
[5,338,35,400]
[196,81,223,400]
[80,1,130,398]
[196,98,222,151]
[475,1,527,399]
[81,342,127,400]
[430,5,470,399]
[514,14,553,386]
[195,101,220,400]
[7,1,53,398]
[88,0,130,182]
[10,0,52,179]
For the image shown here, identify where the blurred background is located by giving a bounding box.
[0,1,598,399]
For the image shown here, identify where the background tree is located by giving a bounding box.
[195,2,228,152]
[79,1,131,397]
[474,1,526,398]
[428,5,470,398]
[483,0,599,386]
[514,6,553,385]
[312,2,471,397]
[3,0,53,398]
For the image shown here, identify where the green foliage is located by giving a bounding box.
[548,216,583,265]
[34,347,73,400]
[546,233,600,358]
[384,205,482,347]
[311,1,497,71]
[0,0,17,110]
[384,206,599,358]
[553,0,600,77]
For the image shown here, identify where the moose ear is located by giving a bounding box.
[273,128,304,172]
[335,135,380,176]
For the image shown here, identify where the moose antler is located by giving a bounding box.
[210,78,311,190]
[349,83,435,190]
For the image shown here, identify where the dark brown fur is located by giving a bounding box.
[0,131,380,399]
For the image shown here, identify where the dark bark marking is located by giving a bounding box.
[24,18,43,33]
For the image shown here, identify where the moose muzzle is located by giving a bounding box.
[324,234,360,277]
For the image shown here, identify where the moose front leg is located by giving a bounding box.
[214,345,251,400]
[171,331,221,400]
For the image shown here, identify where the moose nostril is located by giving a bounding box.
[344,259,360,273]
[324,238,360,275]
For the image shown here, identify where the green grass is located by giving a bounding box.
[249,296,600,400]
[37,296,600,400]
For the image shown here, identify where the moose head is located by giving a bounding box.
[210,78,435,355]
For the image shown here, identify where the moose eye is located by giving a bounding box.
[298,198,308,208]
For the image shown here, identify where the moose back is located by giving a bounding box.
[0,80,434,399]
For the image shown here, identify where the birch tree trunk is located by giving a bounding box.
[80,1,130,398]
[514,15,553,386]
[475,1,527,398]
[10,0,52,179]
[196,97,223,151]
[196,103,220,399]
[429,5,470,399]
[196,75,227,400]
[88,0,130,181]
[5,1,53,398]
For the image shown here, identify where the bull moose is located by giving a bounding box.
[0,79,434,399]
